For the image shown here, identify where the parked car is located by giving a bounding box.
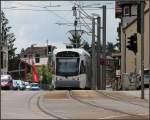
[24,82,31,90]
[13,80,26,90]
[30,83,40,90]
[1,75,13,90]
[12,80,19,90]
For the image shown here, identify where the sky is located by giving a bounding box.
[2,1,120,54]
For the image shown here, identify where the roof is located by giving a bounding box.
[53,48,90,57]
[20,45,56,57]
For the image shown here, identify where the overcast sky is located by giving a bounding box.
[2,1,120,54]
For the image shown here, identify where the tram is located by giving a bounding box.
[51,48,91,89]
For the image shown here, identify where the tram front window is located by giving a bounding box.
[56,58,79,76]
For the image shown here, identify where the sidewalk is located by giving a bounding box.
[121,88,149,100]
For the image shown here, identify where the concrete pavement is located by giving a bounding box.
[1,89,149,119]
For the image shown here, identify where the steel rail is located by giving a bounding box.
[36,95,66,119]
[28,92,65,119]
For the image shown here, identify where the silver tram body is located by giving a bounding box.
[51,48,91,89]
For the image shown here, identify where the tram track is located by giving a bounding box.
[95,90,148,109]
[28,92,66,119]
[68,90,147,119]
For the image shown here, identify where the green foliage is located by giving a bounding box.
[1,11,17,61]
[68,34,83,48]
[1,11,17,73]
[27,68,33,83]
[37,65,52,84]
[106,42,117,56]
[116,22,121,51]
[68,34,91,53]
[82,41,90,51]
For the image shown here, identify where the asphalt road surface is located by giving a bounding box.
[1,90,149,119]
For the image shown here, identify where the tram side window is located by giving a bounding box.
[80,61,86,74]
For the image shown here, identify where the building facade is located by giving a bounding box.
[20,45,56,67]
[116,0,149,76]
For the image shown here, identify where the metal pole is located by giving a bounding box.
[75,23,77,48]
[47,40,48,57]
[124,33,126,73]
[19,61,21,80]
[97,16,101,90]
[0,20,2,83]
[149,1,150,118]
[102,5,106,90]
[140,1,144,99]
[92,17,96,90]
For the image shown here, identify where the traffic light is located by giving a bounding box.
[126,33,137,54]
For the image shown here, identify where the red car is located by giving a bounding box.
[1,75,13,90]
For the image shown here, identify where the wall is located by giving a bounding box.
[123,8,149,74]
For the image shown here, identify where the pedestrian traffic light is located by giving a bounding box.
[126,33,137,54]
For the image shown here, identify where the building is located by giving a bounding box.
[20,45,56,67]
[115,0,149,76]
[0,37,8,75]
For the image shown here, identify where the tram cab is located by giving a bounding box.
[51,48,91,89]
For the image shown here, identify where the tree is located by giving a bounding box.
[116,22,121,51]
[20,48,25,54]
[37,65,52,84]
[106,42,117,56]
[1,11,17,68]
[7,33,17,60]
[68,33,91,53]
[68,34,83,48]
[1,11,17,73]
[82,40,90,51]
[27,70,33,83]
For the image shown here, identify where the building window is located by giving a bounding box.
[123,6,131,16]
[35,54,40,63]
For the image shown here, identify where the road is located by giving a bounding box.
[1,90,149,119]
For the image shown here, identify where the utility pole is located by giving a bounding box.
[46,40,48,57]
[140,1,144,99]
[72,5,78,48]
[102,5,106,90]
[149,1,150,119]
[97,16,101,90]
[92,17,97,90]
[74,20,77,48]
[149,0,150,118]
[0,29,1,78]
